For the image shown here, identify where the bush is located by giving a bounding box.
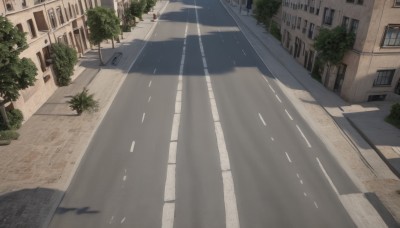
[389,103,400,120]
[0,140,11,146]
[0,109,24,130]
[386,103,400,129]
[130,0,145,20]
[0,130,20,140]
[144,0,156,13]
[52,43,78,86]
[67,87,99,115]
[311,57,323,82]
[270,21,281,40]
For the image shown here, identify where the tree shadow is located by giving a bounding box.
[0,188,63,228]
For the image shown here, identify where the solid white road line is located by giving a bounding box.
[210,99,220,121]
[168,142,177,164]
[275,94,282,103]
[194,1,239,227]
[176,91,182,102]
[258,113,266,126]
[296,125,312,148]
[170,114,180,142]
[130,141,135,152]
[222,171,240,228]
[164,164,176,201]
[264,77,269,83]
[316,157,339,195]
[285,109,293,120]
[175,101,181,114]
[285,152,292,163]
[162,203,175,228]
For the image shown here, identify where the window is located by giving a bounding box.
[395,0,400,7]
[308,23,315,39]
[16,24,23,32]
[374,70,395,86]
[342,16,350,29]
[27,19,37,38]
[5,1,13,11]
[382,25,400,46]
[78,0,84,15]
[36,52,46,72]
[303,20,308,34]
[34,11,49,31]
[368,94,387,101]
[48,9,57,29]
[346,0,355,3]
[350,19,359,34]
[356,0,363,4]
[297,17,301,29]
[56,7,65,24]
[22,0,27,7]
[323,8,335,25]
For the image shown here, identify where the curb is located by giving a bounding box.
[346,116,400,179]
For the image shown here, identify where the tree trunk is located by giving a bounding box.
[112,38,115,48]
[98,44,105,66]
[0,104,10,129]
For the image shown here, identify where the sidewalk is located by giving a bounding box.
[0,2,169,227]
[221,1,400,226]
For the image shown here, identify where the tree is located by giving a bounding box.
[314,26,355,66]
[254,0,281,29]
[87,7,121,65]
[51,43,78,86]
[144,0,156,13]
[0,16,37,129]
[129,0,145,21]
[67,87,99,115]
[314,26,355,83]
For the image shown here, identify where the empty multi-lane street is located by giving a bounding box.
[49,0,360,227]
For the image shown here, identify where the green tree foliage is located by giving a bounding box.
[129,0,145,20]
[144,0,156,13]
[254,0,281,26]
[314,26,355,66]
[67,88,99,115]
[389,103,400,121]
[87,7,121,65]
[51,43,78,86]
[0,16,37,129]
[0,109,23,130]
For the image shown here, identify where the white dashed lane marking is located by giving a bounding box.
[296,125,312,148]
[258,113,266,126]
[130,141,135,153]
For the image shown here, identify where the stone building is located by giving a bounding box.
[281,0,400,102]
[0,0,96,120]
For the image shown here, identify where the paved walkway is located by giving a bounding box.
[0,2,169,227]
[0,0,399,227]
[222,1,400,226]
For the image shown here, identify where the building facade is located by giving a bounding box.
[0,0,96,119]
[281,0,400,102]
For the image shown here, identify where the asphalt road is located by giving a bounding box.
[49,0,359,227]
